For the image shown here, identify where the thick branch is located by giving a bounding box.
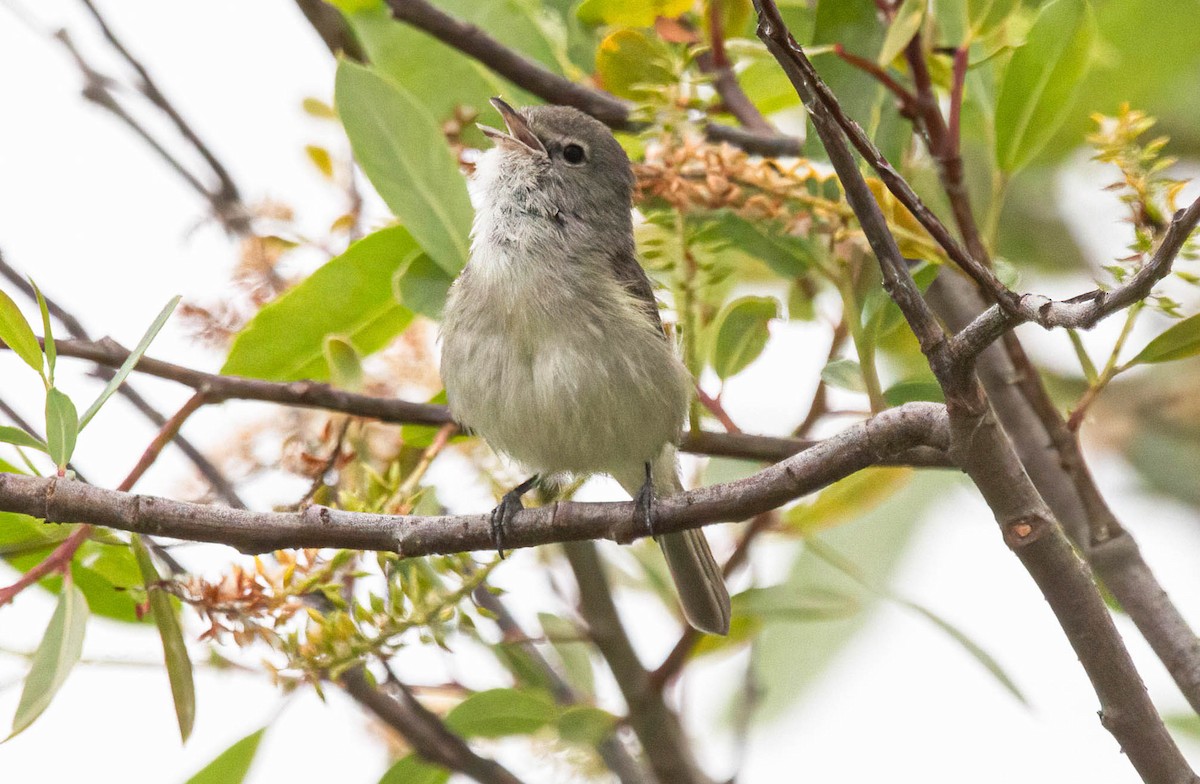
[0,404,949,555]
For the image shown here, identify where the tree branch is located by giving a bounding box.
[341,667,525,784]
[952,194,1200,359]
[0,403,949,556]
[564,540,706,784]
[379,0,801,158]
[752,3,1199,781]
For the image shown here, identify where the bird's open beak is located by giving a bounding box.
[477,98,547,156]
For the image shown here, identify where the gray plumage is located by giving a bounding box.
[439,101,731,635]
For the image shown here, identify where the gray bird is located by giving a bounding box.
[440,99,731,635]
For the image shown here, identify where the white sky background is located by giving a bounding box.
[1,1,1199,782]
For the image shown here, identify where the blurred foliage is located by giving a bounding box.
[3,0,1200,780]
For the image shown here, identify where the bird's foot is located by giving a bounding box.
[633,462,658,539]
[489,475,538,557]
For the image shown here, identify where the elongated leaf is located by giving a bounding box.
[9,580,89,738]
[557,706,617,747]
[819,358,867,393]
[335,60,473,275]
[538,612,594,698]
[222,227,419,381]
[184,727,267,784]
[378,754,449,784]
[785,467,912,534]
[0,288,43,376]
[45,388,78,468]
[994,0,1096,172]
[444,688,557,738]
[900,599,1028,705]
[710,296,779,379]
[576,0,692,26]
[877,0,924,66]
[0,426,47,453]
[1127,312,1200,365]
[133,535,195,742]
[595,29,675,100]
[392,252,455,320]
[78,296,180,431]
[323,337,364,392]
[28,280,55,383]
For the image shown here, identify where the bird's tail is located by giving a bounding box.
[618,449,731,636]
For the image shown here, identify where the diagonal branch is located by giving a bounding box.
[341,666,525,784]
[0,403,949,556]
[379,0,800,158]
[752,2,1199,782]
[952,195,1200,359]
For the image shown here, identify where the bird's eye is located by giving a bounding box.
[562,143,586,165]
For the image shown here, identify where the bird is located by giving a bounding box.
[439,98,731,635]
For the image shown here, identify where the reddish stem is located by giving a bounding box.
[0,524,92,607]
[946,46,969,160]
[708,0,728,69]
[833,44,920,115]
[696,386,742,434]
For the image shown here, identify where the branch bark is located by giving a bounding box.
[752,3,1199,781]
[0,403,949,556]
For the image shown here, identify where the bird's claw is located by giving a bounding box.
[489,475,538,558]
[633,462,657,539]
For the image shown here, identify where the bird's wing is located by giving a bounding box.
[608,247,667,338]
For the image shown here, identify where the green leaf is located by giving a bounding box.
[28,279,55,384]
[378,754,449,784]
[444,688,557,738]
[877,0,924,66]
[8,579,88,739]
[45,388,78,468]
[323,337,364,392]
[0,287,43,377]
[710,296,779,379]
[78,295,180,431]
[594,29,675,100]
[222,227,419,381]
[576,0,692,27]
[994,0,1096,172]
[335,60,473,275]
[883,378,944,406]
[557,706,617,746]
[0,426,47,453]
[133,536,195,742]
[538,612,594,698]
[1128,313,1200,366]
[1166,713,1200,742]
[784,467,912,535]
[967,0,1020,38]
[899,599,1028,705]
[819,358,866,393]
[704,212,816,279]
[392,252,455,320]
[184,727,267,784]
[1067,329,1099,382]
[752,472,956,718]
